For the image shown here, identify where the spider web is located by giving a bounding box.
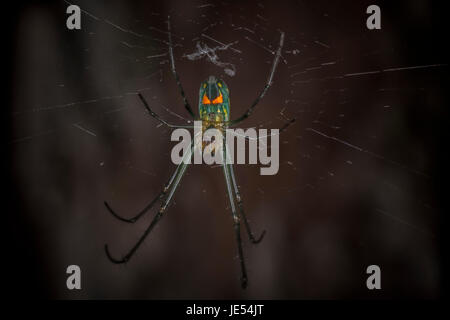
[9,0,446,299]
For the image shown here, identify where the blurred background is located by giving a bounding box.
[5,0,448,298]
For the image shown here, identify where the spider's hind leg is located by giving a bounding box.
[229,31,285,126]
[167,16,196,119]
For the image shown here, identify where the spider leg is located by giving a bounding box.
[138,93,194,128]
[167,16,196,119]
[104,193,162,224]
[228,117,297,142]
[229,31,285,126]
[222,144,248,289]
[104,140,194,223]
[223,142,265,244]
[105,147,193,264]
[227,162,266,244]
[275,117,296,135]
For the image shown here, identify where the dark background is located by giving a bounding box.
[4,0,448,299]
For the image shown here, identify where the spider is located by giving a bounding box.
[104,16,295,289]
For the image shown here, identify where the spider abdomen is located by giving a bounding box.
[198,76,230,122]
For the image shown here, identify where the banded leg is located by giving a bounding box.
[167,16,196,119]
[139,93,194,128]
[105,141,194,223]
[222,145,248,288]
[229,31,285,126]
[105,146,194,264]
[227,163,266,244]
[222,141,265,244]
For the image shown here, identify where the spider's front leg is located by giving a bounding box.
[227,163,266,244]
[105,143,194,264]
[222,161,248,289]
[222,139,262,288]
[104,140,195,223]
